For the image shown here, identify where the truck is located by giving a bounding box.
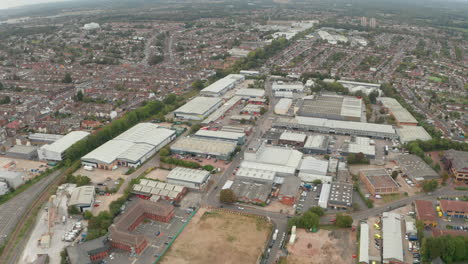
[84,165,94,171]
[272,229,279,241]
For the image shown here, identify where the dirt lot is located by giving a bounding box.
[264,200,295,215]
[145,168,170,181]
[0,157,49,180]
[286,228,357,264]
[74,167,127,183]
[161,208,272,264]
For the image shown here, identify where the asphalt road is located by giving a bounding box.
[0,169,63,246]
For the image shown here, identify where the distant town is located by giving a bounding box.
[0,1,466,264]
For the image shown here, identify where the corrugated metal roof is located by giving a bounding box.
[174,96,222,115]
[200,74,244,94]
[382,212,404,262]
[41,131,89,153]
[167,167,210,184]
[359,223,369,264]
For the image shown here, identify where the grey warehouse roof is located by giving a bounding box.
[382,212,404,262]
[167,167,211,184]
[174,96,222,115]
[395,154,439,181]
[171,137,237,156]
[69,186,95,206]
[397,126,431,143]
[379,97,417,124]
[195,129,245,141]
[200,74,244,95]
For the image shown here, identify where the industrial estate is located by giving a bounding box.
[0,1,467,264]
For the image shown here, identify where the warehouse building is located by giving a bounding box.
[201,96,242,125]
[338,80,381,96]
[132,180,186,202]
[359,169,399,195]
[200,74,245,97]
[28,133,64,145]
[298,156,332,183]
[382,212,404,264]
[279,176,301,205]
[342,137,376,159]
[241,104,262,115]
[38,131,90,161]
[6,145,38,160]
[108,200,174,254]
[279,131,307,147]
[442,149,468,183]
[302,135,330,154]
[274,98,292,115]
[236,167,276,184]
[243,141,303,176]
[395,154,439,182]
[68,186,95,212]
[167,167,211,190]
[396,126,431,143]
[82,123,175,170]
[296,94,364,122]
[0,171,25,189]
[359,223,369,264]
[272,81,304,93]
[194,129,246,145]
[318,183,331,208]
[379,97,418,127]
[328,182,353,209]
[170,137,237,160]
[235,88,265,99]
[274,91,293,98]
[231,179,271,204]
[174,96,223,120]
[0,182,9,195]
[414,200,438,227]
[274,116,397,139]
[439,200,467,219]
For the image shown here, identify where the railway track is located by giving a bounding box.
[0,168,66,264]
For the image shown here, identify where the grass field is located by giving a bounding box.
[161,209,272,264]
[429,76,442,82]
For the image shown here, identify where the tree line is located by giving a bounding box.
[421,235,468,263]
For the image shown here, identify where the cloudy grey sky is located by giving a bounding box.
[0,0,71,10]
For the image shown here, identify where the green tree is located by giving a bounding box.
[75,90,84,102]
[203,165,214,171]
[62,72,72,83]
[68,205,80,215]
[312,179,322,185]
[191,79,205,90]
[309,206,325,216]
[391,171,399,179]
[260,107,267,115]
[190,124,202,134]
[0,96,11,104]
[220,189,236,204]
[83,210,93,220]
[159,147,170,157]
[422,180,438,192]
[335,213,353,228]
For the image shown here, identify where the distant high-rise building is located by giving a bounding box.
[370,18,377,28]
[360,17,367,27]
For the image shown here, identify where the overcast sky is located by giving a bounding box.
[0,0,72,10]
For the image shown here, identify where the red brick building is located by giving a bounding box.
[414,200,438,227]
[108,200,175,254]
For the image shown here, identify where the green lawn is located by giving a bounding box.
[429,76,442,82]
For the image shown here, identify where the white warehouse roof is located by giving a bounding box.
[235,88,265,98]
[167,167,211,184]
[69,186,95,206]
[382,212,404,263]
[200,74,244,95]
[274,98,293,114]
[279,131,307,143]
[299,157,328,175]
[296,116,396,135]
[236,167,276,182]
[195,129,244,141]
[359,223,369,264]
[174,97,222,115]
[171,137,237,157]
[379,97,418,124]
[41,131,89,154]
[82,123,175,165]
[397,126,432,143]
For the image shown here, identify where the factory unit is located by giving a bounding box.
[200,74,245,97]
[337,80,381,96]
[201,96,242,125]
[318,183,331,208]
[342,137,376,159]
[379,97,418,127]
[302,135,330,154]
[274,116,397,139]
[38,131,90,161]
[274,91,294,98]
[359,223,369,264]
[174,96,223,121]
[81,123,176,170]
[279,176,301,205]
[439,200,467,219]
[132,180,186,202]
[382,212,404,264]
[235,88,265,99]
[231,179,271,204]
[414,200,438,227]
[395,154,439,182]
[194,129,246,145]
[241,104,263,115]
[0,182,9,195]
[66,236,110,264]
[170,137,237,160]
[298,156,332,183]
[235,167,276,184]
[359,169,399,195]
[396,126,432,143]
[296,94,364,122]
[278,131,307,147]
[274,98,293,115]
[272,81,304,93]
[28,133,64,145]
[166,167,211,191]
[68,186,95,212]
[328,182,353,209]
[6,145,38,160]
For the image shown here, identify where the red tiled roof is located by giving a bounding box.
[414,200,437,222]
[440,200,468,213]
